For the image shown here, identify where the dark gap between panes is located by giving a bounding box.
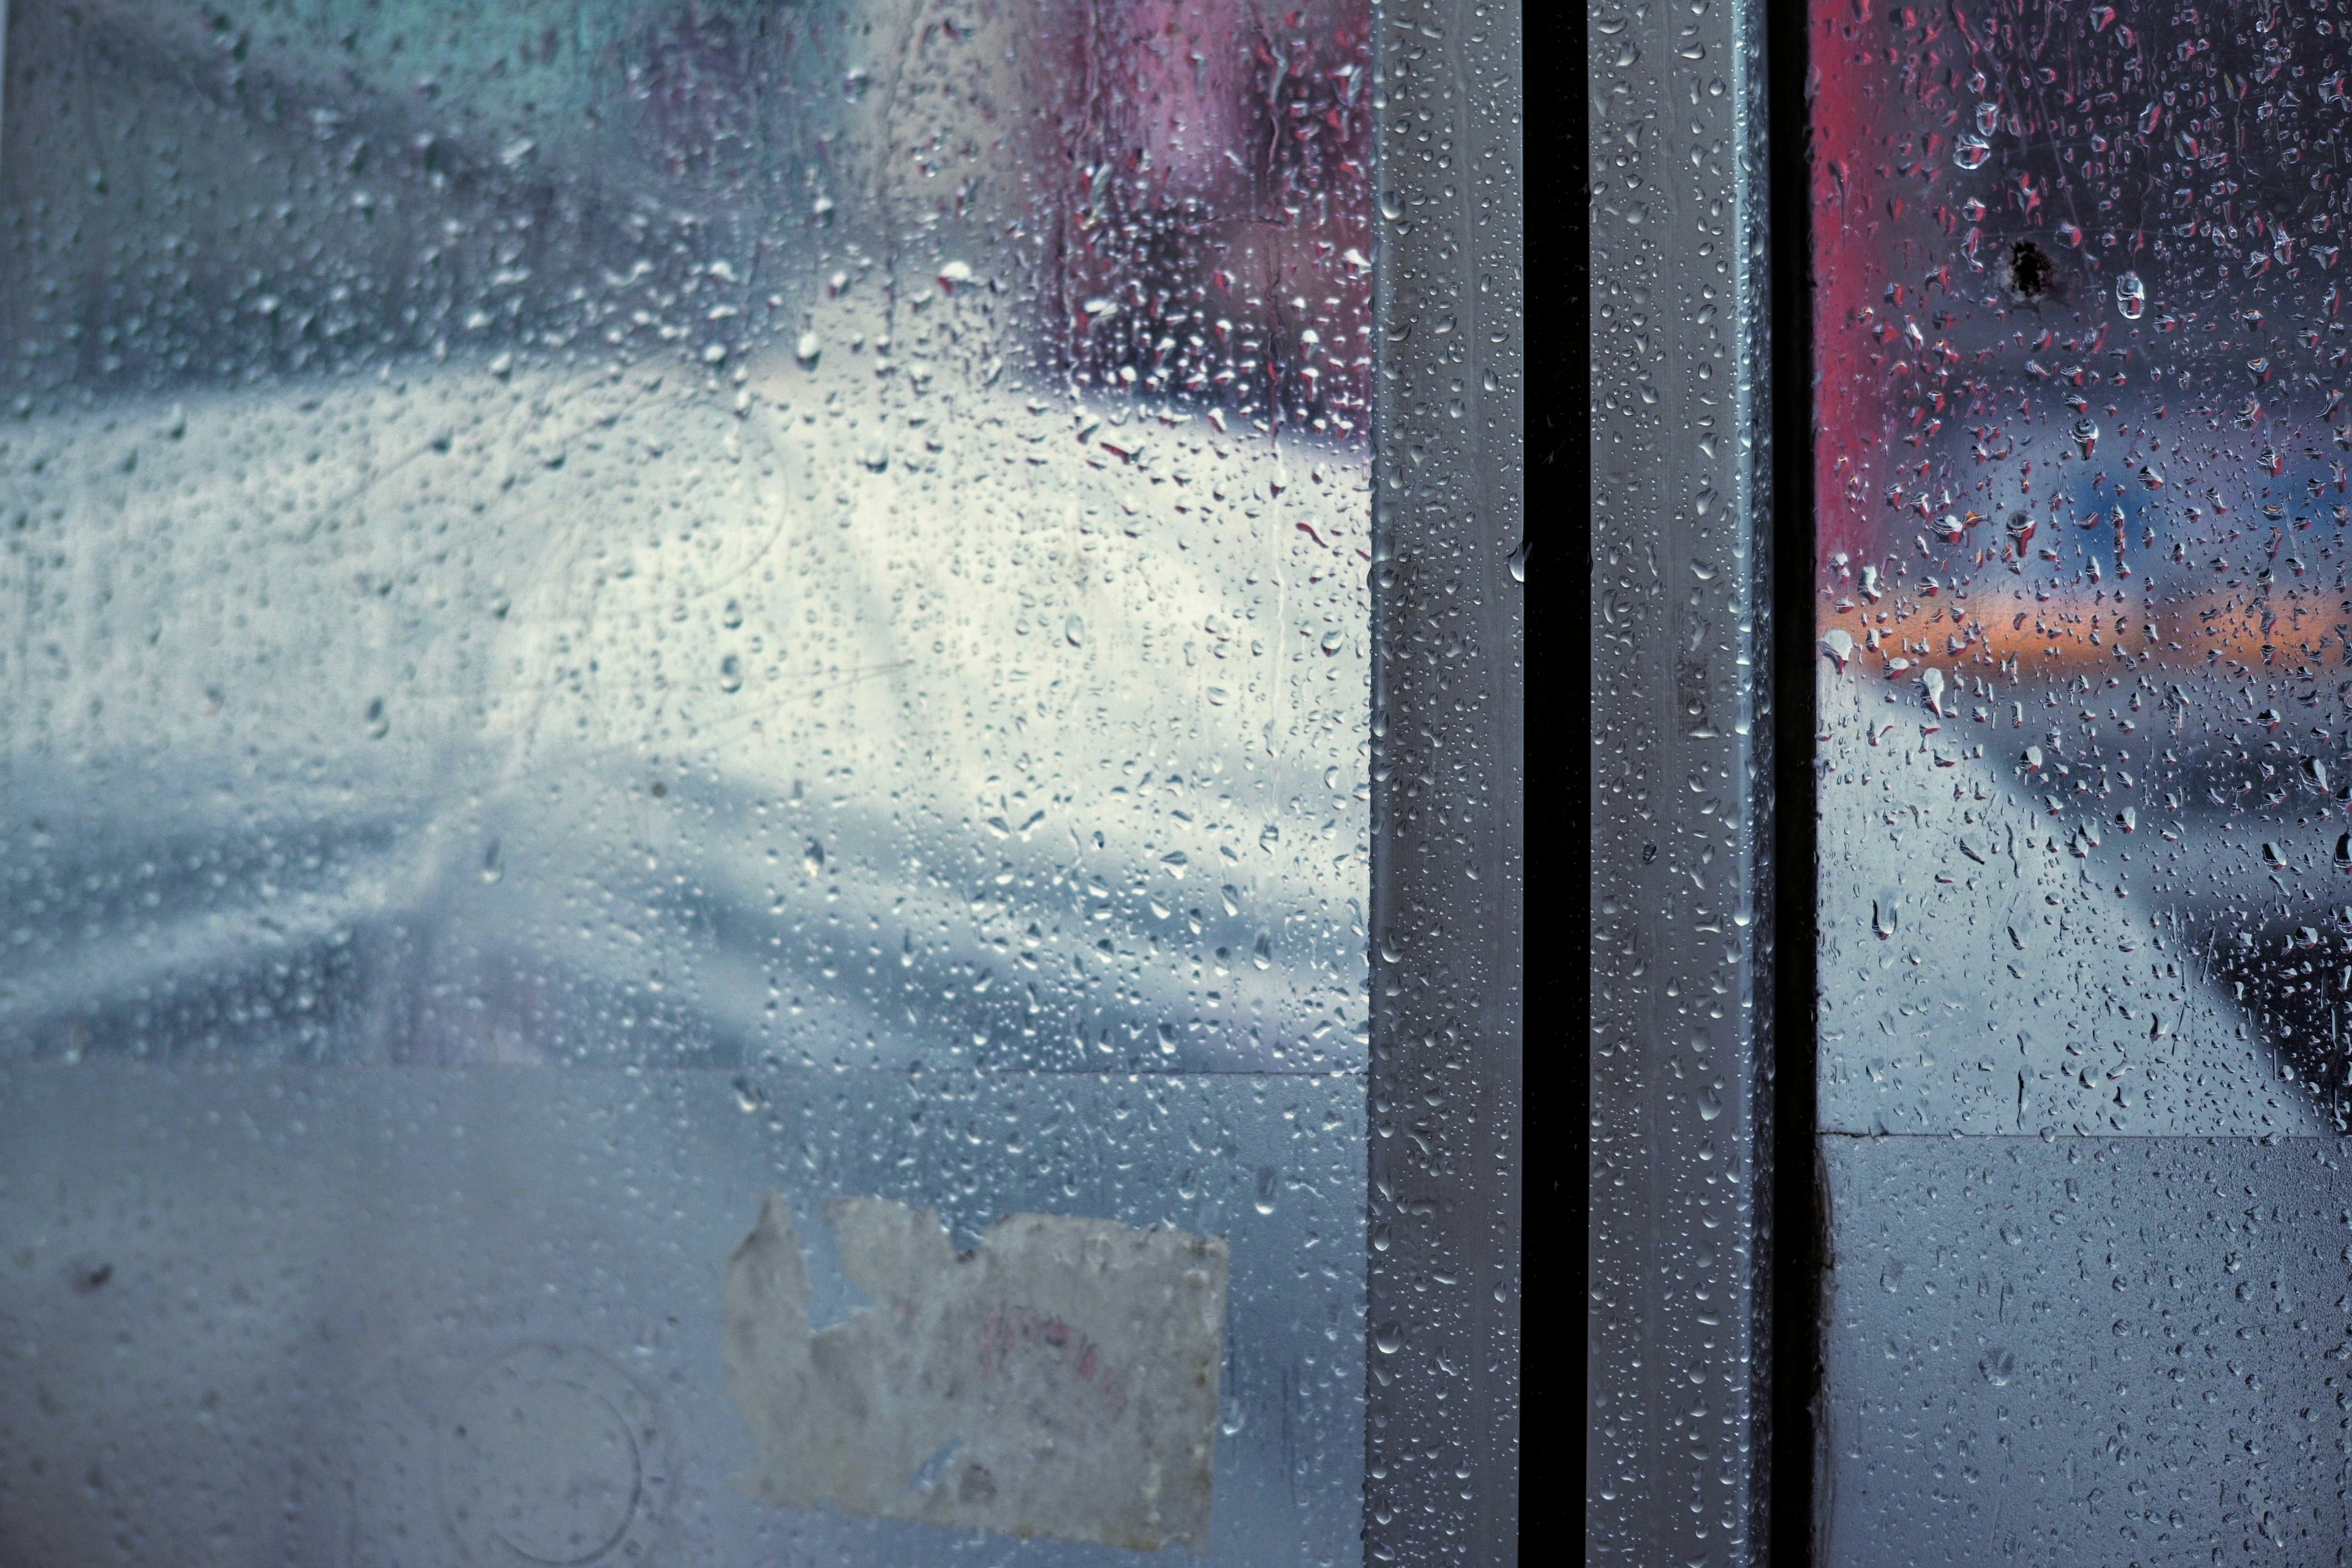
[1768,1,1825,1559]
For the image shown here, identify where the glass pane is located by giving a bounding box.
[1814,0,2352,1554]
[0,1,1372,1559]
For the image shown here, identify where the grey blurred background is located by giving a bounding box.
[0,0,1376,1560]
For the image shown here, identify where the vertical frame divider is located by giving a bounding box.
[1585,0,1771,1556]
[1367,0,1525,1561]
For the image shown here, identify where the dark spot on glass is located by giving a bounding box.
[650,782,668,797]
[2006,240,2054,301]
[70,1261,112,1294]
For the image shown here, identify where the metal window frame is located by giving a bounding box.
[1366,0,1525,1562]
[1585,0,1811,1557]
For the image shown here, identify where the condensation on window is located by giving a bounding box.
[0,1,1371,1560]
[1815,0,2352,1557]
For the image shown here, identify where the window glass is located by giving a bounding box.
[1815,0,2352,1553]
[0,1,1372,1558]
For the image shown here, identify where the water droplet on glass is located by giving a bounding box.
[2116,270,2147,319]
[718,654,744,693]
[480,840,503,884]
[1954,134,1992,170]
[1373,1322,1403,1355]
[1253,1166,1278,1215]
[795,331,821,368]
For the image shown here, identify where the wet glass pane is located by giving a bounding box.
[1814,0,2352,1555]
[0,1,1372,1559]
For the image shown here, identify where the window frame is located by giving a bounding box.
[1366,0,1526,1561]
[1583,0,1806,1557]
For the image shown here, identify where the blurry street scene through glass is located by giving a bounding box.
[0,0,1373,1559]
[1815,0,2352,1556]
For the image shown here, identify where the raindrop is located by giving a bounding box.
[718,654,744,693]
[1954,134,1992,170]
[1064,615,1085,647]
[1821,628,1855,671]
[2116,271,2147,320]
[1253,1166,1278,1215]
[804,840,826,878]
[480,840,503,884]
[795,331,822,368]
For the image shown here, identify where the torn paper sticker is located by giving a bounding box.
[721,1194,1229,1552]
